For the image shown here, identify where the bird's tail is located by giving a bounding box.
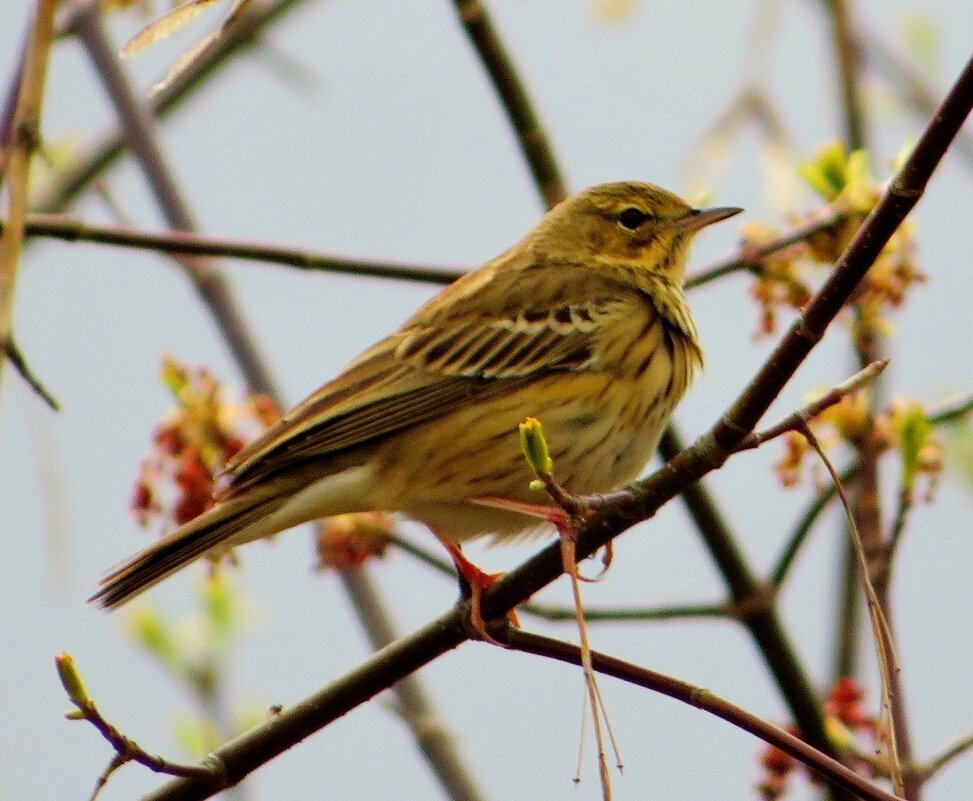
[89,488,282,610]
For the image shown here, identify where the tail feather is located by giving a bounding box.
[89,492,281,610]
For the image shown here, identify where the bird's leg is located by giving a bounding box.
[433,535,517,646]
[468,495,604,579]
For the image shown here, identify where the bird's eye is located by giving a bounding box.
[618,207,651,230]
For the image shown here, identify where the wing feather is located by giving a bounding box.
[222,274,647,495]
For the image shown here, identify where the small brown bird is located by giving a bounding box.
[91,182,740,627]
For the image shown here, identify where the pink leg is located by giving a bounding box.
[467,495,574,529]
[434,535,518,645]
[468,495,595,579]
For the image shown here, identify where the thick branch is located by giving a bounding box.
[710,53,972,449]
[143,612,469,801]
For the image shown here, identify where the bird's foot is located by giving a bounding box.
[438,539,518,646]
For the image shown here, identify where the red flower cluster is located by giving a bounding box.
[757,677,879,800]
[131,356,279,533]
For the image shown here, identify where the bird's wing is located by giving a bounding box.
[221,272,645,493]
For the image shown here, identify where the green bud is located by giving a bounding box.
[519,417,553,476]
[55,652,89,706]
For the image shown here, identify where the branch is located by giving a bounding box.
[484,50,972,791]
[8,204,849,295]
[704,52,972,452]
[335,569,485,801]
[684,208,847,290]
[56,653,220,801]
[659,422,842,773]
[143,611,469,801]
[103,34,973,801]
[822,0,869,151]
[389,534,728,623]
[14,212,466,285]
[69,4,277,397]
[819,4,916,784]
[502,628,905,801]
[0,0,58,409]
[450,0,566,209]
[144,364,937,798]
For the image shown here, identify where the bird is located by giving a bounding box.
[90,182,741,634]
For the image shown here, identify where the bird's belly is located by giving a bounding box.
[375,371,675,542]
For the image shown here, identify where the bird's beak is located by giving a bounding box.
[678,206,744,233]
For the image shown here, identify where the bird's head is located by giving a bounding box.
[533,181,742,282]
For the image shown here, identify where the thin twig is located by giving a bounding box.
[738,360,889,450]
[802,425,903,796]
[12,208,848,292]
[502,628,904,801]
[684,208,847,290]
[6,335,59,409]
[925,392,973,426]
[390,533,727,623]
[14,212,466,284]
[56,653,221,799]
[522,599,728,624]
